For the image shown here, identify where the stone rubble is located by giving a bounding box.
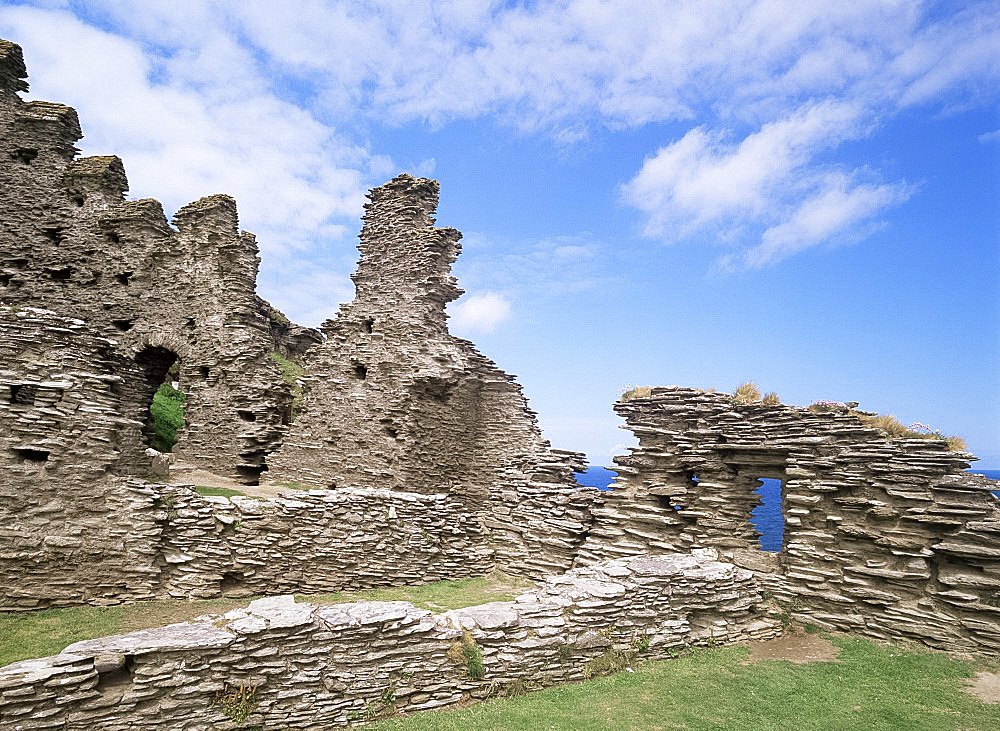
[0,553,780,730]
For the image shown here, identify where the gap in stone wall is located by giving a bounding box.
[750,477,785,552]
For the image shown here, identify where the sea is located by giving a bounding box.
[574,467,1000,553]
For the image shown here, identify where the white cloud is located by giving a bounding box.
[622,101,913,266]
[447,291,512,335]
[2,0,995,278]
[980,129,1000,145]
[735,174,915,269]
[452,233,615,302]
[623,101,868,237]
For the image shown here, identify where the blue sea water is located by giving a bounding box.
[574,467,1000,551]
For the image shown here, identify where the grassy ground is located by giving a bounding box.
[0,573,531,667]
[370,637,1000,730]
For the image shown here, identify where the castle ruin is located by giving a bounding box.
[1,36,998,730]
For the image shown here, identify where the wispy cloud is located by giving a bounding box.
[621,101,914,266]
[447,291,512,335]
[2,0,996,286]
[453,232,615,302]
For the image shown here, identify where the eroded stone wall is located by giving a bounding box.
[1,475,496,610]
[0,554,780,730]
[0,39,315,483]
[267,175,586,507]
[581,387,1000,654]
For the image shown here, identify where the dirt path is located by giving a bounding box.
[964,672,1000,704]
[745,626,841,664]
[167,461,303,499]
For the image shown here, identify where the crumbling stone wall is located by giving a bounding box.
[0,307,168,609]
[580,387,1000,654]
[0,554,780,730]
[0,39,316,483]
[267,175,586,507]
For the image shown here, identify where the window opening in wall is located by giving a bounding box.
[14,448,49,462]
[45,266,73,281]
[199,365,210,379]
[354,363,368,380]
[42,227,64,245]
[750,477,785,552]
[9,383,38,405]
[0,273,11,286]
[112,319,133,332]
[11,147,37,164]
[136,347,185,453]
[237,409,257,422]
[114,271,133,285]
[70,192,85,207]
[362,317,374,333]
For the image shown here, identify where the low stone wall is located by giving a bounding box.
[1,481,495,610]
[0,553,780,730]
[157,484,495,598]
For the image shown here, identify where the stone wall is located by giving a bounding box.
[1,474,496,610]
[267,175,586,508]
[0,39,317,483]
[580,387,1000,654]
[0,307,168,609]
[0,553,780,730]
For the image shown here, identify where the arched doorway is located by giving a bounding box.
[134,345,184,453]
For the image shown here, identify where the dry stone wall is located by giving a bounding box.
[580,387,1000,654]
[267,175,586,509]
[1,474,495,610]
[0,553,780,730]
[0,39,315,483]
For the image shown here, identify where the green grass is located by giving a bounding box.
[193,486,246,498]
[0,598,251,666]
[0,574,530,667]
[371,637,1000,730]
[296,573,533,613]
[270,480,311,491]
[268,351,306,421]
[149,381,185,452]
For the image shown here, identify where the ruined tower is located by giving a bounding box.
[267,174,585,503]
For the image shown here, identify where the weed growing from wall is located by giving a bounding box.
[583,649,633,679]
[268,351,305,422]
[448,631,485,680]
[209,681,258,724]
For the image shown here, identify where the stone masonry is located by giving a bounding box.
[267,174,586,508]
[0,39,318,484]
[0,553,780,730]
[578,387,1000,654]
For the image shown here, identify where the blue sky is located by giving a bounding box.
[2,1,997,467]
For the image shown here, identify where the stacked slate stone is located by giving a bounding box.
[0,307,166,609]
[0,39,313,483]
[482,482,604,578]
[152,484,495,598]
[579,386,1000,654]
[0,554,780,730]
[267,174,586,511]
